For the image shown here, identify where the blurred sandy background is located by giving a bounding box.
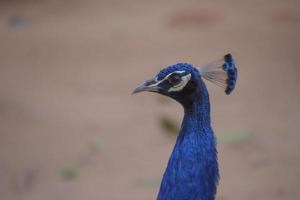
[0,0,300,200]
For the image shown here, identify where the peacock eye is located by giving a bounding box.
[168,74,182,85]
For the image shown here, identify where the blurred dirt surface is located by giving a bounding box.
[0,0,300,200]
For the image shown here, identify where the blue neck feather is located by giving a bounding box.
[157,82,219,200]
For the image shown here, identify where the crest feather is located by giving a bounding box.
[199,54,238,95]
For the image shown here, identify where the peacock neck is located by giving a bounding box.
[157,86,219,200]
[182,88,211,131]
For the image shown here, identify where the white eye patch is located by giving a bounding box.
[148,71,186,87]
[168,73,191,92]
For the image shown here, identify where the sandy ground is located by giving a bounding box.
[0,0,300,200]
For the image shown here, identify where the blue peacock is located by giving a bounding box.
[133,54,237,200]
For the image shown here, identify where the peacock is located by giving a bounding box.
[133,54,237,200]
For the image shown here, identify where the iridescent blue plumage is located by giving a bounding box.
[157,64,219,200]
[133,54,237,200]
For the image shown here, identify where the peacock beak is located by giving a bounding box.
[132,78,161,94]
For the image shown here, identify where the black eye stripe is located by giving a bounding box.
[169,73,181,78]
[168,72,189,79]
[156,71,189,86]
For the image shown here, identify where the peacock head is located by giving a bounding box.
[132,54,237,106]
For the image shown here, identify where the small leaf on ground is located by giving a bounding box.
[217,131,251,144]
[159,116,179,135]
[89,139,102,155]
[60,165,80,181]
[7,16,30,28]
[135,178,161,188]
